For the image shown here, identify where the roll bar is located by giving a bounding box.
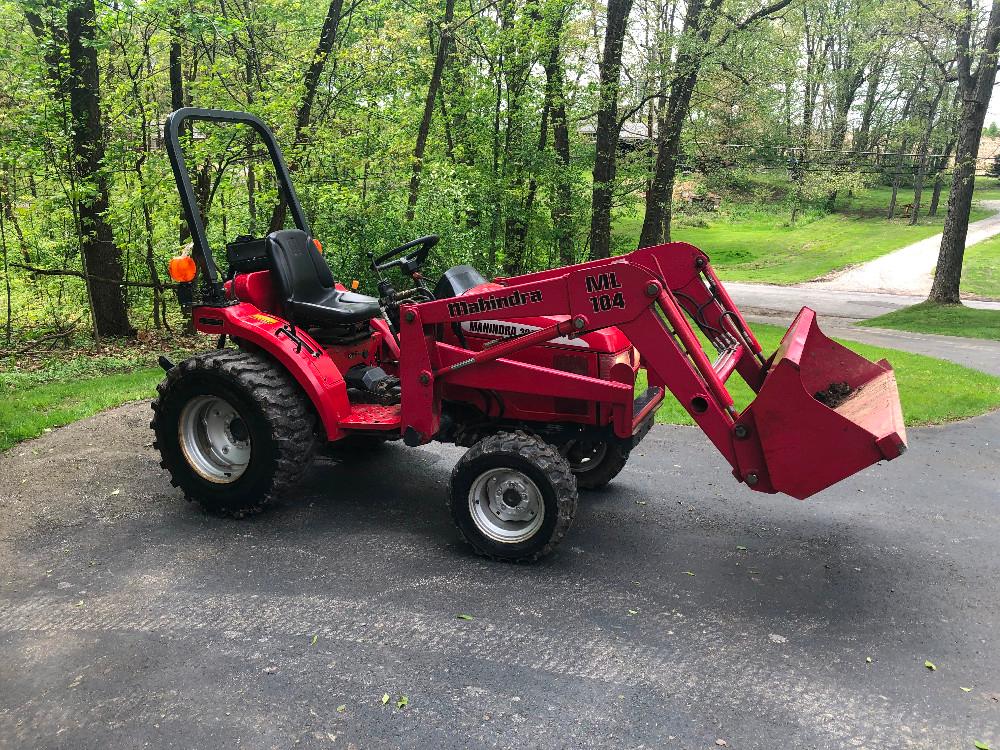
[164,107,310,298]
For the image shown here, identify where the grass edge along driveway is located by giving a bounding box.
[859,303,1000,342]
[4,324,1000,453]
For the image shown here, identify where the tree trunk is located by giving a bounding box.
[545,42,575,265]
[1,188,11,347]
[68,0,133,338]
[854,63,882,154]
[405,0,456,223]
[638,0,716,248]
[588,0,634,259]
[909,84,944,226]
[929,0,1000,303]
[269,0,345,231]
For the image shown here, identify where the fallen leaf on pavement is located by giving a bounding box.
[683,571,695,576]
[960,687,972,692]
[396,695,409,709]
[866,657,872,664]
[628,609,638,616]
[716,740,728,747]
[974,741,990,750]
[311,634,318,646]
[736,546,747,551]
[457,614,474,621]
[337,704,346,712]
[924,660,937,671]
[381,693,390,705]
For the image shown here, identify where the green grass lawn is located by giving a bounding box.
[614,179,993,284]
[3,323,999,452]
[641,322,1000,427]
[0,369,161,452]
[858,302,1000,341]
[960,234,1000,299]
[0,336,203,453]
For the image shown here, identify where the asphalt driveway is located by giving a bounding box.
[1,402,998,749]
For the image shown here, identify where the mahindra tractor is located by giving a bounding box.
[152,108,907,561]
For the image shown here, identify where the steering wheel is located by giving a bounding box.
[372,235,439,276]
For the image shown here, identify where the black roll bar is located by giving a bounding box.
[164,107,310,298]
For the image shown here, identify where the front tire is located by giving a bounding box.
[449,431,577,562]
[151,349,318,517]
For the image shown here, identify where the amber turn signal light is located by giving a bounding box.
[351,280,360,290]
[168,255,197,283]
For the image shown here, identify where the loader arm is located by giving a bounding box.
[399,242,907,500]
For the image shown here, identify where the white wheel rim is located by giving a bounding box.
[178,395,252,483]
[563,440,608,474]
[468,468,545,544]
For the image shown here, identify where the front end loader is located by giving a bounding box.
[153,108,906,561]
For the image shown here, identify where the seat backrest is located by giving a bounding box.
[434,264,487,299]
[266,229,335,306]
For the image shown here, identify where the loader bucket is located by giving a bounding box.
[742,308,907,499]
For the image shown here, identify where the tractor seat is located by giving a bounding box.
[266,229,380,327]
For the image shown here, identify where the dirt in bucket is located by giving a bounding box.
[814,381,853,408]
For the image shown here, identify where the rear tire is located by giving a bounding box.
[151,349,318,517]
[563,440,629,490]
[449,431,577,562]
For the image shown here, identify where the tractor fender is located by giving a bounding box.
[192,303,350,440]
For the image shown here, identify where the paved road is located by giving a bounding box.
[806,200,1000,296]
[2,402,998,749]
[728,283,1000,322]
[727,284,1000,376]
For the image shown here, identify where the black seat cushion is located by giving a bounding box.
[434,264,487,299]
[266,229,380,326]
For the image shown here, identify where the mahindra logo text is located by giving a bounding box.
[448,289,543,317]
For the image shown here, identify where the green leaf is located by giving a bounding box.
[457,614,474,620]
[683,571,695,576]
[311,634,318,646]
[974,741,990,750]
[381,693,390,705]
[396,695,409,709]
[924,660,936,671]
[337,704,347,712]
[736,546,747,551]
[627,609,638,616]
[960,687,972,692]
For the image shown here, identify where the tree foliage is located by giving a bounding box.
[0,0,992,342]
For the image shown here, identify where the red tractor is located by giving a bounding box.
[153,108,907,561]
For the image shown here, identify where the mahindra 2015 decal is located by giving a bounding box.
[447,289,543,318]
[585,271,626,313]
[461,319,589,348]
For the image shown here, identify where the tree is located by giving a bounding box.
[638,0,794,248]
[269,0,347,231]
[406,0,457,223]
[929,0,1000,304]
[26,0,134,338]
[988,154,1000,179]
[588,0,634,259]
